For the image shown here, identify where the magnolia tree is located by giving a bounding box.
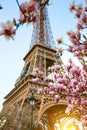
[0,0,87,129]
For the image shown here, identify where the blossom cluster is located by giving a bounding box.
[57,1,87,72]
[0,0,39,40]
[19,0,39,24]
[69,1,87,30]
[34,59,87,126]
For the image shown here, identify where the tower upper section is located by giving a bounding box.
[29,3,56,50]
[14,0,59,84]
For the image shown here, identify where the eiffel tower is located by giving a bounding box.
[0,1,67,130]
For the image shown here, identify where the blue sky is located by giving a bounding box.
[0,0,86,110]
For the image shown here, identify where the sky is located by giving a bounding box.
[0,0,86,110]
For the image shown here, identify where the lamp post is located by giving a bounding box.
[29,93,35,130]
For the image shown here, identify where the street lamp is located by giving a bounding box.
[29,93,35,130]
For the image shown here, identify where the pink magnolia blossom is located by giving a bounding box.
[67,31,81,45]
[67,31,76,39]
[56,76,68,85]
[37,88,43,94]
[72,91,80,98]
[69,1,76,12]
[54,83,65,92]
[32,77,39,83]
[32,15,39,23]
[19,0,38,24]
[71,79,78,86]
[0,21,15,40]
[51,65,61,73]
[34,68,44,77]
[44,77,50,83]
[81,100,87,106]
[76,4,83,13]
[49,91,55,97]
[54,73,60,80]
[77,82,85,91]
[70,38,79,45]
[70,66,81,76]
[67,96,72,104]
[68,46,76,52]
[49,85,55,91]
[75,11,82,18]
[66,64,72,71]
[65,104,73,114]
[81,13,87,24]
[49,82,55,91]
[76,23,84,30]
[44,87,49,93]
[75,31,81,40]
[57,37,63,44]
[55,95,60,102]
[81,115,87,126]
[81,115,87,120]
[57,85,65,91]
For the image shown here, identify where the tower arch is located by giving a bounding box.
[36,104,83,130]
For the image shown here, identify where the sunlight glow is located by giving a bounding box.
[63,118,83,130]
[54,118,83,130]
